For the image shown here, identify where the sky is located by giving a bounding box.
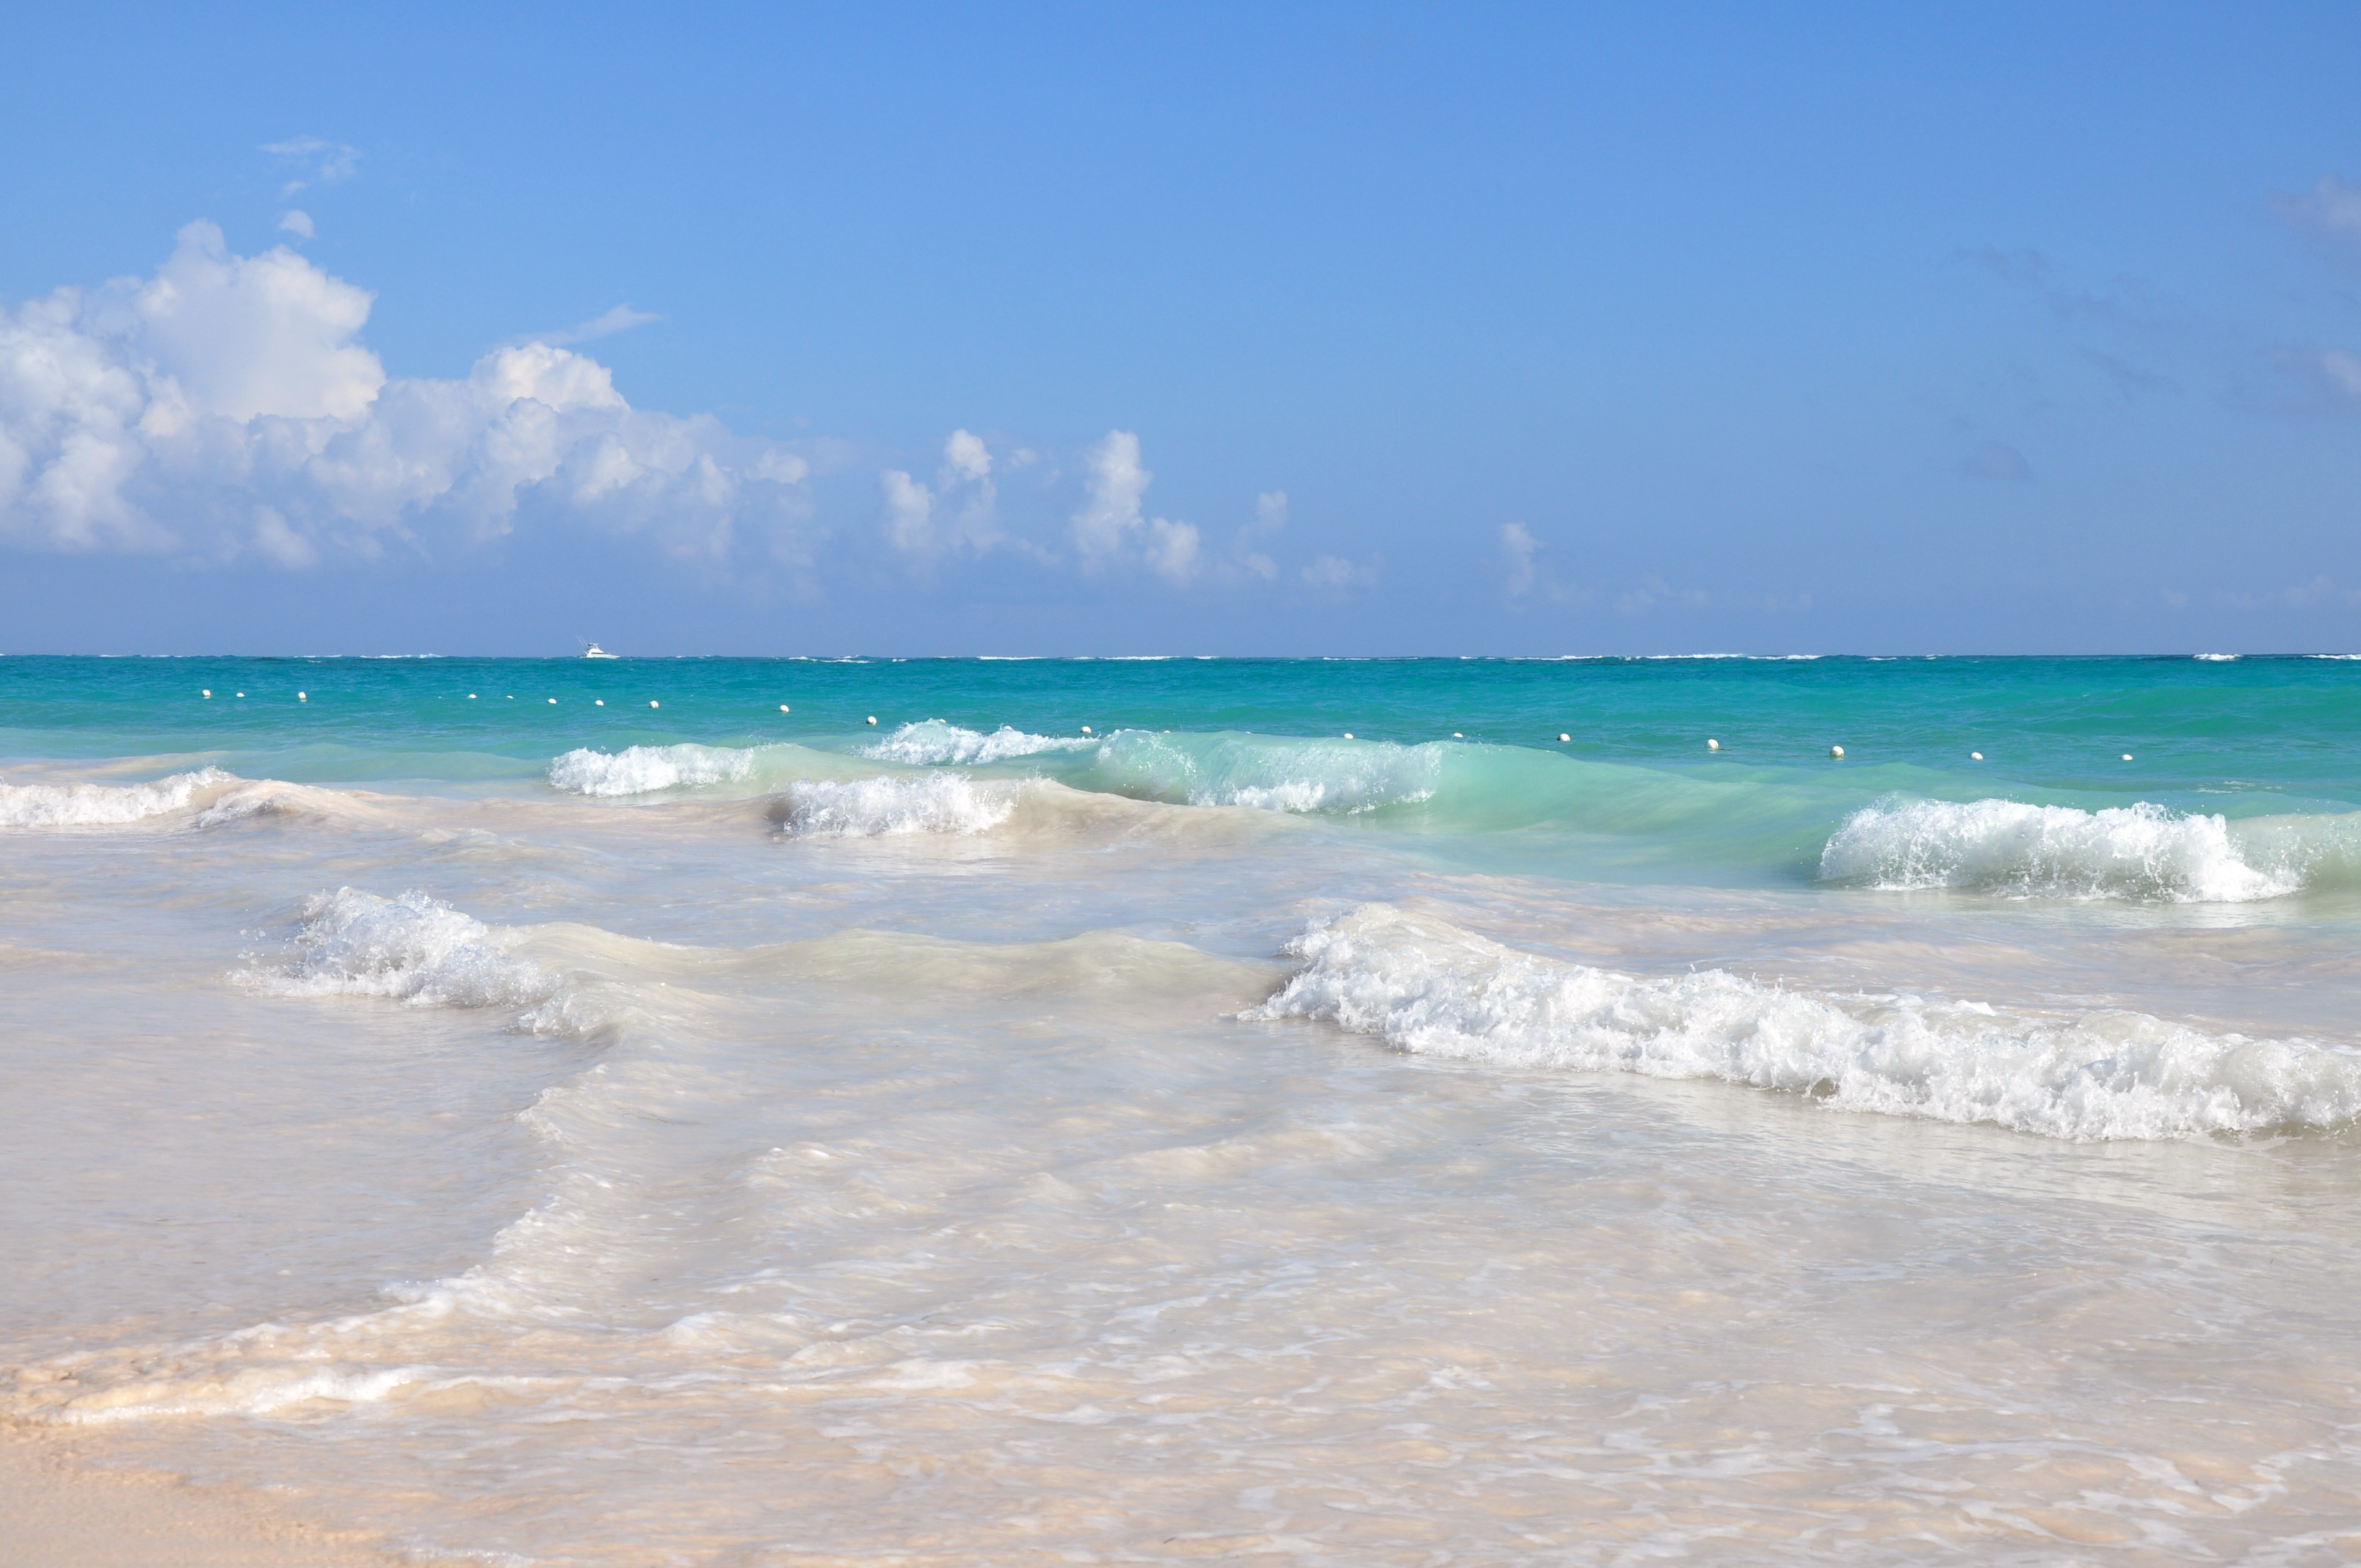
[1,1,2358,656]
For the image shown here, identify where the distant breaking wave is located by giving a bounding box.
[1820,796,2361,902]
[1249,904,2361,1140]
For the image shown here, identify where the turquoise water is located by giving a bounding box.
[8,653,2361,1563]
[7,653,2358,886]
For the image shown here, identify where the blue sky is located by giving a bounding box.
[2,2,2357,654]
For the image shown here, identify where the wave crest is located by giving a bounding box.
[1089,732,1441,814]
[1818,797,2318,901]
[1247,904,2361,1140]
[547,744,761,796]
[0,767,239,827]
[863,719,1096,766]
[238,888,554,1010]
[772,774,1017,838]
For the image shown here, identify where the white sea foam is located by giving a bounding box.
[0,767,236,827]
[863,719,1097,766]
[1819,796,2305,901]
[239,888,554,1010]
[1247,904,2361,1140]
[548,744,761,796]
[774,774,1017,838]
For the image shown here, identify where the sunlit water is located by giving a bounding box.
[4,656,2360,1564]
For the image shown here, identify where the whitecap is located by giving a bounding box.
[0,767,236,828]
[1819,796,2302,902]
[1247,904,2361,1141]
[772,774,1017,838]
[238,888,554,1010]
[861,719,1096,766]
[548,744,759,796]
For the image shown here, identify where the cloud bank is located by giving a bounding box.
[0,223,812,567]
[1,224,1363,601]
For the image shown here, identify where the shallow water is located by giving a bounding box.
[4,656,2359,1563]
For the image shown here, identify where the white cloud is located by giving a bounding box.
[879,468,934,553]
[1300,553,1375,590]
[877,429,1002,562]
[1073,429,1153,560]
[0,222,813,566]
[262,137,360,197]
[944,428,991,482]
[1068,429,1200,583]
[1147,518,1201,583]
[539,305,662,346]
[1501,521,1539,597]
[278,210,315,239]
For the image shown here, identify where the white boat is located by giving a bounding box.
[582,642,618,659]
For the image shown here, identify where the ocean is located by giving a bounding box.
[4,653,2360,1564]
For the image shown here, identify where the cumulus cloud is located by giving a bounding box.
[1071,429,1200,584]
[278,210,315,239]
[0,222,812,565]
[878,428,1001,562]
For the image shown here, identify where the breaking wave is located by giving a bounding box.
[237,888,555,1011]
[0,767,237,827]
[547,744,761,796]
[863,719,1096,766]
[1818,796,2361,901]
[1247,904,2361,1140]
[1085,731,1443,814]
[772,774,1018,838]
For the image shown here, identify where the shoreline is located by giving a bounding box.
[0,1422,402,1568]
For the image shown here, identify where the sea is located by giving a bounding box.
[3,653,2360,1565]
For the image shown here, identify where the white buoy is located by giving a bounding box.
[236,692,244,698]
[548,697,557,704]
[1970,752,1983,761]
[2122,753,2134,761]
[1558,733,1570,743]
[779,704,790,713]
[1343,732,1354,740]
[1452,732,1463,738]
[1829,744,1843,759]
[468,694,477,700]
[866,715,877,725]
[595,699,604,706]
[298,691,308,701]
[1081,725,1092,735]
[1706,738,1719,750]
[201,689,211,697]
[650,700,660,708]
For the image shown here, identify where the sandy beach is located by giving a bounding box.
[1,1427,400,1568]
